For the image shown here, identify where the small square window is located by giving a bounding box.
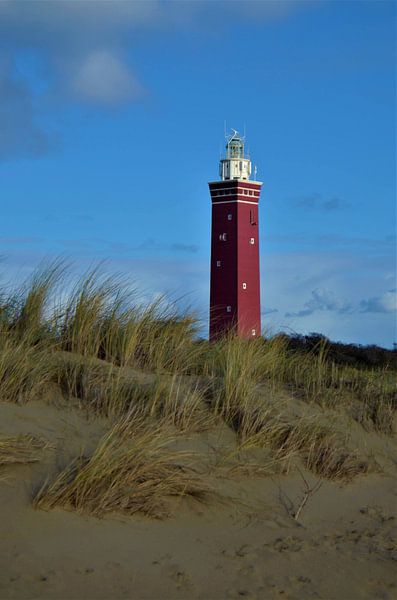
[252,329,256,336]
[226,305,232,313]
[242,282,247,290]
[250,238,255,245]
[216,260,221,267]
[227,213,232,221]
[249,190,253,196]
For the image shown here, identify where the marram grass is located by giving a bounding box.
[0,334,55,404]
[0,258,394,519]
[0,434,49,466]
[34,415,214,518]
[54,351,212,429]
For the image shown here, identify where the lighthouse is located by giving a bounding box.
[209,130,262,340]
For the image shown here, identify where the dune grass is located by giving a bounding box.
[0,335,56,404]
[0,260,394,518]
[0,435,48,466]
[54,351,211,430]
[1,261,64,344]
[0,261,394,438]
[34,414,213,518]
[262,415,370,480]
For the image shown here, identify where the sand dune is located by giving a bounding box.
[1,396,396,600]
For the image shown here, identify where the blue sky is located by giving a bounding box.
[0,0,395,346]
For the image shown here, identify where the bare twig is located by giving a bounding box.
[293,469,323,521]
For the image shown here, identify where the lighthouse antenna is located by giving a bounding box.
[228,128,238,144]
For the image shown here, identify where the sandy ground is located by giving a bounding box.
[0,398,396,600]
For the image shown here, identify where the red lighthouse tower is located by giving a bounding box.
[209,130,262,340]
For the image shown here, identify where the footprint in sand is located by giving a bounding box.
[360,505,396,524]
[272,536,303,553]
[234,544,258,559]
[154,554,193,592]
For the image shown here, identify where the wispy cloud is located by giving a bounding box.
[42,214,95,224]
[264,233,395,250]
[137,239,199,255]
[0,235,44,245]
[71,50,145,106]
[46,237,199,257]
[286,287,397,319]
[359,289,397,314]
[170,243,199,254]
[293,193,350,211]
[0,58,58,162]
[285,288,353,318]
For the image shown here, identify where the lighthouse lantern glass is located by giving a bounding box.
[220,130,252,181]
[227,135,244,159]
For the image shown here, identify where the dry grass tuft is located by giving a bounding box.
[220,400,370,481]
[138,375,213,432]
[55,352,140,416]
[55,352,212,430]
[0,335,55,404]
[1,260,64,345]
[58,268,202,375]
[34,415,214,518]
[0,434,49,465]
[257,414,370,480]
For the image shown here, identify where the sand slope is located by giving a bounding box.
[0,398,396,600]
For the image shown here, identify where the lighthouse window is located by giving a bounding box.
[242,282,247,290]
[226,306,232,313]
[219,233,227,241]
[216,260,221,267]
[250,238,255,245]
[252,329,256,337]
[227,213,232,221]
[249,190,253,196]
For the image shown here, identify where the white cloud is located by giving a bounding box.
[359,289,397,314]
[71,50,144,106]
